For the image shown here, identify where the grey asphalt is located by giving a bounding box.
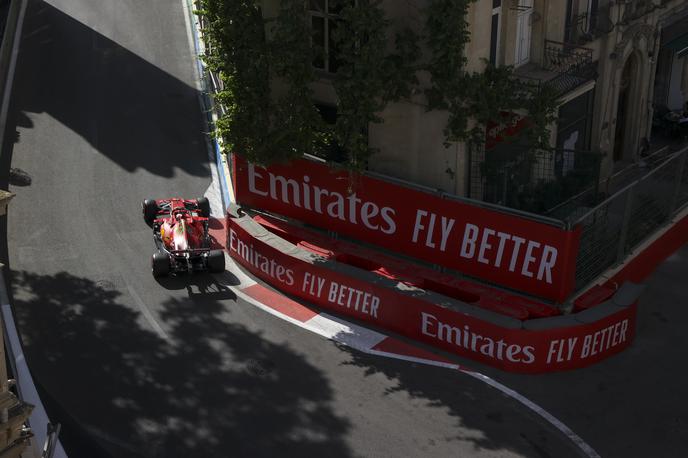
[0,1,582,458]
[484,242,688,458]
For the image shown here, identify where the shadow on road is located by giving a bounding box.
[0,0,210,191]
[486,244,688,458]
[326,245,688,458]
[154,272,238,301]
[326,327,580,458]
[10,270,353,458]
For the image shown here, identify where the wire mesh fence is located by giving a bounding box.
[573,187,630,290]
[468,143,602,216]
[573,146,688,291]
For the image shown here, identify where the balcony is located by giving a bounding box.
[515,40,597,98]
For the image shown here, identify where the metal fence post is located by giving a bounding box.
[616,186,635,262]
[669,151,687,215]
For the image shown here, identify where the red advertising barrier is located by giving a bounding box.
[228,216,635,373]
[232,155,581,302]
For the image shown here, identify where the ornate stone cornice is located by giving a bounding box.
[614,23,656,56]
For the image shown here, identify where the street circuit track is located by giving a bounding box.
[0,0,634,457]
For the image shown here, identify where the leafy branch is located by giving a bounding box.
[198,0,558,172]
[424,0,559,149]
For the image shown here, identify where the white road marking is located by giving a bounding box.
[219,252,256,288]
[228,276,600,458]
[182,4,600,457]
[464,371,601,458]
[179,0,202,91]
[179,0,226,219]
[368,349,462,371]
[203,151,224,217]
[125,281,171,342]
[306,313,386,349]
[2,302,68,458]
[0,0,28,157]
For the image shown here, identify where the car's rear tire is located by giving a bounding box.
[152,252,170,277]
[142,199,159,224]
[197,197,210,218]
[207,249,225,273]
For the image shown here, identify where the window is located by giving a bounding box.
[514,0,533,67]
[565,0,600,43]
[556,89,594,154]
[489,0,502,66]
[586,0,599,34]
[309,0,350,73]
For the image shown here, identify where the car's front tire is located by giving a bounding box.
[152,251,170,277]
[142,199,159,225]
[207,249,225,273]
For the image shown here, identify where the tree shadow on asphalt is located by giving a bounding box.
[326,326,580,458]
[154,271,237,302]
[1,0,210,185]
[482,245,688,458]
[10,270,353,458]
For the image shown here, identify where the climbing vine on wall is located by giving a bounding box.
[198,0,327,165]
[424,0,558,149]
[198,0,418,171]
[329,0,420,170]
[198,0,558,169]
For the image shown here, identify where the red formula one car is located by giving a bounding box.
[142,197,225,277]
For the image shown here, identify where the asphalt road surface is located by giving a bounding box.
[1,1,685,458]
[0,1,583,457]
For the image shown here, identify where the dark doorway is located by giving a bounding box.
[614,55,636,162]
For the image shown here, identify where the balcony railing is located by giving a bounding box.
[516,40,597,98]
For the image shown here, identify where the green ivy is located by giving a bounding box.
[330,0,419,170]
[198,0,326,165]
[424,0,559,149]
[197,1,272,164]
[198,0,418,171]
[198,0,558,170]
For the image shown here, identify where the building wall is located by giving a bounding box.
[264,0,688,197]
[591,0,688,178]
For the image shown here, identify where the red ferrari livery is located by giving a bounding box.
[142,197,225,277]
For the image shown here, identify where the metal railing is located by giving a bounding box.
[541,40,597,97]
[468,142,602,220]
[572,145,688,291]
[194,1,686,300]
[545,145,677,221]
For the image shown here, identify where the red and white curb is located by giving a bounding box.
[181,3,600,457]
[222,255,601,458]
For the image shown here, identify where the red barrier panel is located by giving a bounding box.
[232,155,581,302]
[228,217,635,373]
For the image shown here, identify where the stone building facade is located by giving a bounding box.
[264,0,688,203]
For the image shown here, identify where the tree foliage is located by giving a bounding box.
[198,0,273,164]
[198,0,418,170]
[198,0,326,165]
[330,0,419,169]
[424,0,559,149]
[198,0,558,169]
